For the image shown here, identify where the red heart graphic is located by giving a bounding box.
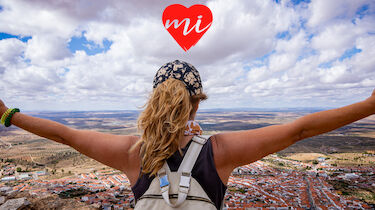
[162,4,213,52]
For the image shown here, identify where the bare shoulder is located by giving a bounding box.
[210,122,301,184]
[125,135,142,186]
[209,134,233,185]
[65,129,141,184]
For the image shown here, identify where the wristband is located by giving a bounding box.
[4,108,20,127]
[1,108,13,125]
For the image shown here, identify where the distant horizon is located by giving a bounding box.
[20,106,331,112]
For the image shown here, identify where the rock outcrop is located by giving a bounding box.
[0,190,100,210]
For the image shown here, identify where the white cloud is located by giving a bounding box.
[0,0,374,110]
[311,22,361,62]
[0,38,26,65]
[25,35,71,63]
[307,0,368,27]
[352,35,375,74]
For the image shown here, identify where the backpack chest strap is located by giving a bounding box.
[157,135,208,208]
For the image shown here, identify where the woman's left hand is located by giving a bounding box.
[366,89,375,109]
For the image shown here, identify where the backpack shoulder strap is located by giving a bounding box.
[177,135,208,173]
[157,135,210,208]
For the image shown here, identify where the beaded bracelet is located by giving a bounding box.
[1,108,13,125]
[4,108,20,127]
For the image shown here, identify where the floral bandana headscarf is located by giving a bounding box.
[153,60,203,96]
[184,120,203,136]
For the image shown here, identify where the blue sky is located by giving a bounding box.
[67,32,112,56]
[0,32,111,55]
[0,32,31,42]
[0,0,374,111]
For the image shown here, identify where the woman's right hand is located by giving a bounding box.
[0,99,8,116]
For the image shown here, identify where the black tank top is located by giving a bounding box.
[131,137,227,209]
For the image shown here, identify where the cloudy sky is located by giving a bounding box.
[0,0,374,111]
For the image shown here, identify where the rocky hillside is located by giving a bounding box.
[0,189,100,210]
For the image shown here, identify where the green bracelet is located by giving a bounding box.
[4,108,20,127]
[1,108,13,125]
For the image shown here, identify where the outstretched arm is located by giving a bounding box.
[295,90,375,139]
[212,89,375,183]
[0,101,140,181]
[0,103,71,145]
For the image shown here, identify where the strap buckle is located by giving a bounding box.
[192,135,207,145]
[158,172,169,189]
[179,172,191,193]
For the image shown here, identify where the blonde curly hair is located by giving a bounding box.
[131,78,207,176]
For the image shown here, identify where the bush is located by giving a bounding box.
[238,188,246,194]
[5,158,15,163]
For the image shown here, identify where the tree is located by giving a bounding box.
[16,167,22,172]
[61,169,64,173]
